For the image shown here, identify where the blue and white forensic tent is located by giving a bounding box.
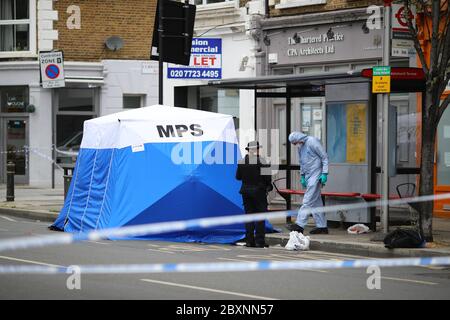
[52,105,271,243]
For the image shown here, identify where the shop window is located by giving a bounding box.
[0,0,35,55]
[272,68,294,75]
[123,95,145,109]
[200,87,239,127]
[55,88,97,164]
[327,102,367,164]
[324,64,350,73]
[58,88,94,112]
[299,66,323,74]
[56,115,91,164]
[352,62,378,72]
[437,106,450,186]
[391,94,417,168]
[175,85,240,129]
[0,86,28,112]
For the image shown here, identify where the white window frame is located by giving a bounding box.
[191,0,238,10]
[123,94,146,109]
[275,0,327,10]
[0,0,37,58]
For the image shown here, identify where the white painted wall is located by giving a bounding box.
[101,60,159,116]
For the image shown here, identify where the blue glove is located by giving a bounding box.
[300,175,307,189]
[320,173,328,186]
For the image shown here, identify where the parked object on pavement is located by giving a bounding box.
[383,228,425,249]
[285,231,310,251]
[347,224,370,235]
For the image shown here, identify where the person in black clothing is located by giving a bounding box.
[236,141,273,248]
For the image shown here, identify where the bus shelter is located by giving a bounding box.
[209,68,425,230]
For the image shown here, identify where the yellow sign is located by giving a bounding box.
[346,103,367,163]
[372,75,391,93]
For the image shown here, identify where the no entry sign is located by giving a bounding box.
[39,51,65,88]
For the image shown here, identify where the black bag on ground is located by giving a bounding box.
[383,228,424,249]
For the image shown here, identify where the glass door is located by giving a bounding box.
[1,118,28,184]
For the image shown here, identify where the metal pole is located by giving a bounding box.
[381,0,392,234]
[158,0,164,105]
[286,91,292,223]
[6,161,15,201]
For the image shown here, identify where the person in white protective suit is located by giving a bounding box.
[288,131,329,235]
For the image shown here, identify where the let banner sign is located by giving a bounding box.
[372,66,391,93]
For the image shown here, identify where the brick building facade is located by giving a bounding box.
[53,0,156,61]
[0,0,159,186]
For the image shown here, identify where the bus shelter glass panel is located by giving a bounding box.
[326,102,368,164]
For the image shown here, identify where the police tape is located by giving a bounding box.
[0,145,72,171]
[1,192,450,253]
[0,256,449,275]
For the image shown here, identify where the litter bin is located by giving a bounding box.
[61,164,75,200]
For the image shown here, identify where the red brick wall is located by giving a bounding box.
[54,0,156,62]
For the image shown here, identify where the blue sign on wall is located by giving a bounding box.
[168,38,222,80]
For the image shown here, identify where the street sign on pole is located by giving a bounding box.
[39,51,65,89]
[391,3,415,57]
[381,0,392,236]
[372,66,391,93]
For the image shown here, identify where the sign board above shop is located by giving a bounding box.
[39,51,65,89]
[266,22,383,66]
[167,38,222,80]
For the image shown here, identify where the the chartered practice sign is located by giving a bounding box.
[39,51,65,88]
[167,38,222,80]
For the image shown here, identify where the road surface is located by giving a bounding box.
[0,214,449,300]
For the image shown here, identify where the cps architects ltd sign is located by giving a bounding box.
[287,32,344,57]
[269,23,382,65]
[168,38,222,80]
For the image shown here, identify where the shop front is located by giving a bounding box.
[0,85,31,184]
[435,90,450,218]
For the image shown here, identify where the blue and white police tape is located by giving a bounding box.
[0,256,449,275]
[1,192,450,253]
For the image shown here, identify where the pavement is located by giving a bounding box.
[1,184,450,258]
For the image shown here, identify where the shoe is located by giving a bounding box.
[255,243,269,248]
[245,242,256,247]
[309,227,329,234]
[287,224,304,234]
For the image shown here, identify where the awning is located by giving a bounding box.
[208,71,367,90]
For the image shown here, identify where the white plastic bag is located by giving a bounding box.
[285,231,311,251]
[347,224,370,234]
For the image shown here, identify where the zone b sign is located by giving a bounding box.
[39,51,65,88]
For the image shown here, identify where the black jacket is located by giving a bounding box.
[236,155,273,195]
